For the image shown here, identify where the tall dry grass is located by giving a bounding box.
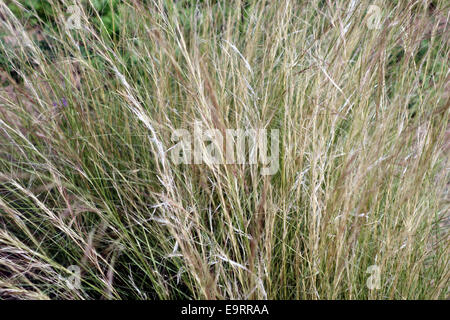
[0,0,448,299]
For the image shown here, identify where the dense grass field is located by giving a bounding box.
[0,0,448,299]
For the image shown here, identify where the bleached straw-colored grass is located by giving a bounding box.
[0,0,448,299]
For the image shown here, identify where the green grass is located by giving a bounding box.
[0,0,448,299]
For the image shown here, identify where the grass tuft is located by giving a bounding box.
[0,0,448,299]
